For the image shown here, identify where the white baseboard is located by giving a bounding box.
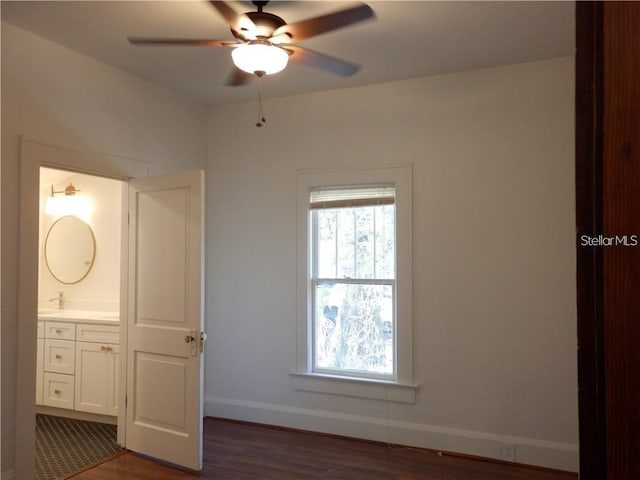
[205,396,578,473]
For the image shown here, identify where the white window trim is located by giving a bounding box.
[294,164,416,402]
[290,373,417,404]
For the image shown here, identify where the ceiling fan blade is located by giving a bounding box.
[225,67,254,87]
[209,1,256,37]
[272,3,374,42]
[285,45,360,77]
[270,33,293,45]
[128,37,236,47]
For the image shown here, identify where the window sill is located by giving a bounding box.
[289,373,418,404]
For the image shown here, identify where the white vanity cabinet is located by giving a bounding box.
[35,315,119,418]
[42,321,76,408]
[75,324,120,416]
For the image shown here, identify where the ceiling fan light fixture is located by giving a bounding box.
[231,41,288,75]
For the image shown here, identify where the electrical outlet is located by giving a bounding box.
[502,444,516,462]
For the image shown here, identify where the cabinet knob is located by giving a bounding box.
[55,329,63,334]
[55,354,62,360]
[54,389,61,395]
[101,345,113,352]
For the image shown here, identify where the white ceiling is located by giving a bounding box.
[1,1,575,106]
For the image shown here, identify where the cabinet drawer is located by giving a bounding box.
[44,338,75,374]
[76,323,119,344]
[44,321,75,340]
[43,372,74,409]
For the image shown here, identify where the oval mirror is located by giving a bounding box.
[45,215,96,284]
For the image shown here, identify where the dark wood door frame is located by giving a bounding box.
[576,2,640,479]
[575,3,606,479]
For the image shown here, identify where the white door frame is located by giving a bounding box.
[15,137,148,479]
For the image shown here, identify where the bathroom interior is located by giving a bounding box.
[35,167,124,479]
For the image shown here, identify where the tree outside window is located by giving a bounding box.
[310,188,396,379]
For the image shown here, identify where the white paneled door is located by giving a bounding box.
[126,170,204,471]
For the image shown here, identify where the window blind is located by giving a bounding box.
[309,186,395,210]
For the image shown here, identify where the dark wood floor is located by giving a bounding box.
[68,418,578,480]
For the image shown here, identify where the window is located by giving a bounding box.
[311,187,396,379]
[295,165,415,401]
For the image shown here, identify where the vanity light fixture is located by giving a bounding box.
[52,183,80,196]
[45,182,92,220]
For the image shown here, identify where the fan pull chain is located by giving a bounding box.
[255,71,267,127]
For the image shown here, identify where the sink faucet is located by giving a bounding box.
[49,291,65,310]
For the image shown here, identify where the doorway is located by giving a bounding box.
[17,138,205,478]
[35,167,125,479]
[16,138,206,478]
[15,137,149,479]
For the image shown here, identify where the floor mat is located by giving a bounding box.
[35,413,123,480]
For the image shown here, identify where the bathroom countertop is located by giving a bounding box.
[38,309,120,324]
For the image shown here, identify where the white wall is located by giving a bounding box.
[1,22,208,477]
[205,57,577,471]
[38,169,123,313]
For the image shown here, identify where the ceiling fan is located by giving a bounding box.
[128,1,375,86]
